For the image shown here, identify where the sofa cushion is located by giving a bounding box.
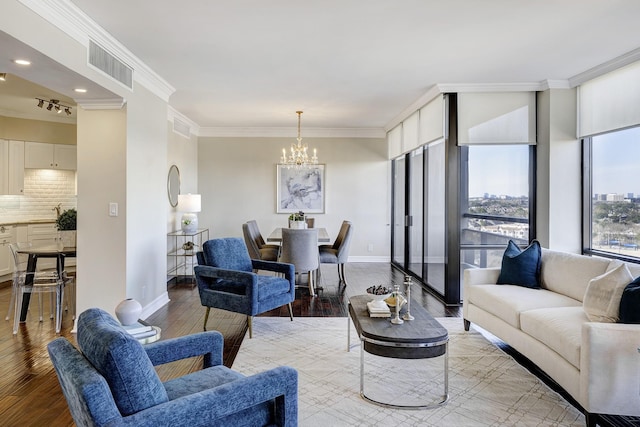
[77,308,169,416]
[497,240,541,288]
[520,307,586,369]
[540,249,612,302]
[583,263,632,322]
[619,276,640,323]
[465,284,581,329]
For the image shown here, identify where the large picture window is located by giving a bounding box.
[461,144,533,270]
[585,126,640,261]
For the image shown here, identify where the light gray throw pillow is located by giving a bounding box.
[583,263,632,322]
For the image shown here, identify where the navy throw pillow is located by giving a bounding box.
[497,240,541,289]
[619,276,640,323]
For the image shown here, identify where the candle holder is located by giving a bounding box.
[390,284,404,325]
[402,275,415,321]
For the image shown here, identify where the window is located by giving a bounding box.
[585,125,640,261]
[461,145,533,270]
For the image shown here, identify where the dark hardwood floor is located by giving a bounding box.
[0,263,635,426]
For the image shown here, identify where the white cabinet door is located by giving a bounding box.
[24,141,76,170]
[0,225,15,277]
[8,141,24,195]
[27,223,59,270]
[0,139,7,194]
[24,141,54,168]
[54,144,77,170]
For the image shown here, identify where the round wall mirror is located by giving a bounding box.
[167,165,180,207]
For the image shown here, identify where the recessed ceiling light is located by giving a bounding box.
[13,59,31,65]
[74,88,87,93]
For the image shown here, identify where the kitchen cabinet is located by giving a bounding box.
[0,140,25,195]
[24,141,76,170]
[0,225,15,277]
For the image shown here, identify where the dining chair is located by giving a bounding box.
[279,228,320,296]
[242,221,278,262]
[319,220,353,286]
[8,242,73,334]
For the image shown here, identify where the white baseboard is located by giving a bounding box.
[140,291,170,321]
[347,256,390,262]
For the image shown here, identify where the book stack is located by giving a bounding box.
[367,300,391,318]
[122,321,157,340]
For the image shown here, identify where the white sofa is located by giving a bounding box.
[463,248,640,424]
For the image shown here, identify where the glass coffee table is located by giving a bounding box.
[348,294,449,409]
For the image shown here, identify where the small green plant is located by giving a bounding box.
[56,208,77,231]
[288,211,305,221]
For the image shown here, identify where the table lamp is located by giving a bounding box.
[178,193,201,234]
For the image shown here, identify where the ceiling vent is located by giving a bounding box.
[88,40,133,90]
[173,118,191,138]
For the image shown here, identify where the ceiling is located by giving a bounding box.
[2,0,640,132]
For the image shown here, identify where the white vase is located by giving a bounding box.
[289,220,307,229]
[115,298,142,326]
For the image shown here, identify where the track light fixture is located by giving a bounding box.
[36,98,72,116]
[0,73,6,81]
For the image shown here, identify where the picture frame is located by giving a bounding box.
[276,164,325,214]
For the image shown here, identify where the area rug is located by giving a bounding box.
[232,317,584,426]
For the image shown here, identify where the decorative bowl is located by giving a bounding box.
[366,285,392,301]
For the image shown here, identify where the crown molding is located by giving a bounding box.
[540,79,572,90]
[437,82,544,93]
[568,47,640,87]
[168,106,200,137]
[18,0,175,101]
[385,85,442,132]
[197,126,385,138]
[75,98,126,110]
[0,109,75,124]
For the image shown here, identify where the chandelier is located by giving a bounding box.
[279,111,318,167]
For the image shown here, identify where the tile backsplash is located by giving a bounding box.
[0,169,77,223]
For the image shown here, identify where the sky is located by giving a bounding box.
[592,126,640,196]
[468,145,529,198]
[465,125,640,198]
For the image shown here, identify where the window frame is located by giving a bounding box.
[582,129,640,264]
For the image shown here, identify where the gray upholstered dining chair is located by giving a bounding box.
[279,228,320,296]
[319,220,353,286]
[243,220,279,261]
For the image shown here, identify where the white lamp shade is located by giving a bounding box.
[178,194,201,213]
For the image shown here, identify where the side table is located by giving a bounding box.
[167,228,209,287]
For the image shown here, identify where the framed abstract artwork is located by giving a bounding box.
[276,164,325,214]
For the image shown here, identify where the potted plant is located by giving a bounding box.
[56,208,77,247]
[288,211,306,229]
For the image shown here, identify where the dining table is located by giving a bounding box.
[266,227,331,243]
[16,242,76,322]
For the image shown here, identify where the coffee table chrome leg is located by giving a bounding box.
[359,342,449,410]
[347,315,350,352]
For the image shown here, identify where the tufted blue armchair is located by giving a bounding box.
[47,308,298,427]
[195,238,295,338]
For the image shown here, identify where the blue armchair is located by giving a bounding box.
[195,238,295,338]
[47,308,298,426]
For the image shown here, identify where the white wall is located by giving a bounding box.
[125,84,170,314]
[167,125,198,233]
[536,88,581,252]
[76,107,127,316]
[197,136,390,260]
